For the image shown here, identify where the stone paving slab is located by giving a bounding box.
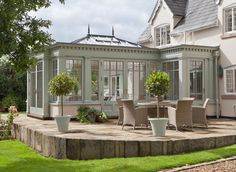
[11,116,236,160]
[162,156,236,172]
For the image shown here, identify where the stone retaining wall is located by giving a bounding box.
[12,123,236,160]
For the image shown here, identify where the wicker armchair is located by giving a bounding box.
[116,98,123,125]
[121,100,148,129]
[192,98,209,127]
[168,99,194,130]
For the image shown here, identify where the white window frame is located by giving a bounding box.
[155,24,171,47]
[224,5,236,34]
[224,66,236,94]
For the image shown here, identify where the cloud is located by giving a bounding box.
[35,0,156,42]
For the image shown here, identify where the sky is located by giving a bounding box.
[35,0,157,43]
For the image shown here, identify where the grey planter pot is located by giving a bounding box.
[149,118,168,137]
[54,116,71,132]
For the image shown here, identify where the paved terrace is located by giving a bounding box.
[12,116,236,160]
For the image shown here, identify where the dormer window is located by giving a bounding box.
[155,25,170,47]
[224,7,236,33]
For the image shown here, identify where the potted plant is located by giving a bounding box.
[146,70,170,136]
[48,73,76,132]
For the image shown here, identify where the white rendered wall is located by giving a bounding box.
[150,1,174,48]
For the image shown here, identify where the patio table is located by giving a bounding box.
[137,100,174,118]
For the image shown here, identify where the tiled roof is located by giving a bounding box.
[164,0,187,16]
[138,25,152,44]
[172,0,218,34]
[72,34,141,48]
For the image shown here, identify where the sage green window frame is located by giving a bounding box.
[65,59,83,102]
[103,60,124,101]
[91,60,99,101]
[189,60,204,100]
[127,61,146,101]
[162,60,179,100]
[30,61,43,108]
[52,59,58,102]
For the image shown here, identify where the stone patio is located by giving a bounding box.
[12,116,236,160]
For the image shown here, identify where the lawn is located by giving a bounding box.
[1,141,236,172]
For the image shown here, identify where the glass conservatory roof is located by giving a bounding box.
[71,34,141,48]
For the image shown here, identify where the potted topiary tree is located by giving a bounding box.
[146,70,170,137]
[48,73,76,132]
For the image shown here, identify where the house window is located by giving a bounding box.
[128,62,146,101]
[162,61,179,100]
[155,25,170,46]
[190,61,203,100]
[91,61,99,101]
[224,7,236,33]
[30,61,43,108]
[224,67,236,94]
[65,59,82,101]
[103,61,124,101]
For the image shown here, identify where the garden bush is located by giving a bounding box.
[1,95,26,112]
[0,106,19,140]
[76,106,107,123]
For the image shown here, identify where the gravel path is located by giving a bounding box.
[164,157,236,172]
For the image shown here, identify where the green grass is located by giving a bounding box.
[1,140,236,172]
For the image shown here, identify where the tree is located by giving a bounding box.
[146,71,170,117]
[0,59,27,111]
[0,0,65,73]
[48,73,76,116]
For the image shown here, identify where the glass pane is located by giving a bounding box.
[116,62,124,98]
[127,62,146,101]
[174,71,179,99]
[37,62,43,71]
[225,8,232,32]
[156,28,160,46]
[139,63,146,100]
[52,60,58,101]
[234,8,236,30]
[161,27,165,45]
[103,61,124,101]
[91,61,99,101]
[162,61,179,100]
[65,59,82,101]
[31,73,36,107]
[37,71,43,108]
[166,25,170,44]
[52,60,58,76]
[133,64,139,100]
[190,61,203,100]
[226,70,234,93]
[150,62,158,72]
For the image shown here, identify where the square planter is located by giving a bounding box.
[149,118,168,137]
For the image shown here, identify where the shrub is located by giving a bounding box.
[76,106,90,123]
[0,106,19,140]
[76,106,108,123]
[96,111,108,123]
[1,95,26,112]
